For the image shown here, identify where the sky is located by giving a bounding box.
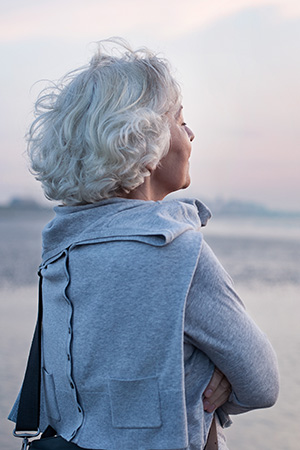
[0,0,299,211]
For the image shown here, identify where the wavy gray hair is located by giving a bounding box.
[27,38,182,205]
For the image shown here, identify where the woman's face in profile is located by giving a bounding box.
[152,106,195,196]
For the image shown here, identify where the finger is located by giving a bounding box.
[206,377,231,404]
[203,368,224,398]
[203,383,231,412]
[203,390,230,412]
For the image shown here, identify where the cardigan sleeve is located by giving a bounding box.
[184,240,279,416]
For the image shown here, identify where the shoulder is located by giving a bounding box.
[160,197,212,227]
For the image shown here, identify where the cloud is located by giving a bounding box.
[0,0,299,43]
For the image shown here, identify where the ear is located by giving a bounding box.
[145,164,154,174]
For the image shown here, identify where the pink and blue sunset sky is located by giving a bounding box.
[0,0,299,211]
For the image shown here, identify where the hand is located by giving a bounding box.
[203,367,231,413]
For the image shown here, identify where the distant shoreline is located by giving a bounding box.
[1,197,300,218]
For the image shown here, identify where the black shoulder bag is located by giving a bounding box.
[12,272,87,450]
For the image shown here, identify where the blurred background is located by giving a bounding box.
[0,1,299,449]
[0,0,299,211]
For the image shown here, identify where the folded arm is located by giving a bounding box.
[185,240,279,415]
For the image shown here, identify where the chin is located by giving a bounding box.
[182,176,191,190]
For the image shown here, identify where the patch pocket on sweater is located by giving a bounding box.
[109,377,162,428]
[42,367,61,422]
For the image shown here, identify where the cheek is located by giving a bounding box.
[169,131,185,156]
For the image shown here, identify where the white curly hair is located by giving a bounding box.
[27,38,182,205]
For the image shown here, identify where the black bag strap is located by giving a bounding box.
[15,271,43,433]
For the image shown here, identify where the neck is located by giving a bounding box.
[119,176,169,202]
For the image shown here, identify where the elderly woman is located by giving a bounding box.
[9,39,279,450]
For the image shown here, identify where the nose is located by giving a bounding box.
[186,126,195,142]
